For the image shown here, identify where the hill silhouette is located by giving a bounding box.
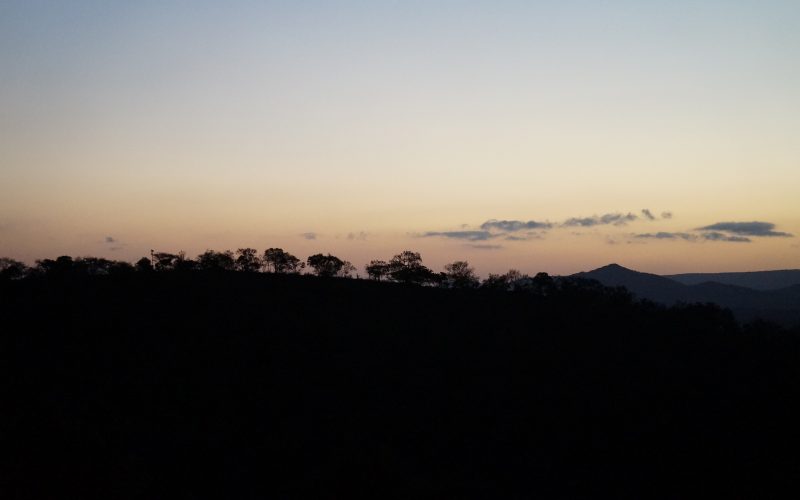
[3,264,800,498]
[667,269,800,290]
[575,263,800,326]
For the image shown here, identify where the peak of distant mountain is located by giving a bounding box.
[574,264,687,304]
[666,270,800,291]
[572,264,800,326]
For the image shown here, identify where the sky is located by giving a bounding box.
[1,0,799,276]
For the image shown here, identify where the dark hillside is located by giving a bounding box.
[667,269,800,290]
[2,272,800,498]
[575,264,800,326]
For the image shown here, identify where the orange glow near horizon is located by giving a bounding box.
[1,2,799,275]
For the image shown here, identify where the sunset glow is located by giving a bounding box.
[2,1,798,275]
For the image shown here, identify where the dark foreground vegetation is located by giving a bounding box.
[2,254,800,498]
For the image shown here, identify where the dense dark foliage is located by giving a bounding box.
[2,256,800,498]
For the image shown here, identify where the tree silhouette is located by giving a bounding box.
[481,269,527,291]
[235,248,261,273]
[443,261,479,289]
[338,261,356,278]
[531,272,555,295]
[388,251,436,285]
[197,250,236,271]
[306,253,344,277]
[172,251,197,272]
[74,257,115,275]
[34,256,75,277]
[108,260,135,276]
[264,248,304,274]
[153,252,179,272]
[365,260,390,281]
[0,257,28,280]
[135,257,153,272]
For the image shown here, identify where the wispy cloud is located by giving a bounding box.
[700,231,751,242]
[661,211,673,219]
[504,232,543,241]
[562,212,638,227]
[634,231,751,243]
[347,231,368,241]
[466,244,503,250]
[421,208,674,244]
[102,235,125,251]
[697,221,792,237]
[422,230,494,241]
[480,219,552,232]
[634,232,696,241]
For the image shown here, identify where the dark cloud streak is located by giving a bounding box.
[562,212,638,227]
[634,232,696,241]
[480,219,552,232]
[634,231,751,243]
[697,221,792,237]
[422,231,494,241]
[700,232,751,243]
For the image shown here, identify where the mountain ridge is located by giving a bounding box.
[666,269,800,290]
[573,264,800,326]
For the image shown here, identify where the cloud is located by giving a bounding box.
[347,231,368,241]
[562,212,638,227]
[634,232,697,241]
[696,221,792,237]
[634,231,750,243]
[301,232,317,240]
[641,209,655,221]
[466,244,503,250]
[422,230,494,241]
[504,232,543,241]
[102,235,125,251]
[480,219,552,232]
[661,211,673,219]
[700,232,751,243]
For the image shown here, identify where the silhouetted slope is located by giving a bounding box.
[574,263,689,303]
[2,272,800,498]
[574,263,800,325]
[667,269,800,290]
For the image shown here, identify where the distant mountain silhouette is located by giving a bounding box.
[666,269,800,290]
[574,263,800,326]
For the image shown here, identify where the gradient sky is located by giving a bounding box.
[2,0,799,276]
